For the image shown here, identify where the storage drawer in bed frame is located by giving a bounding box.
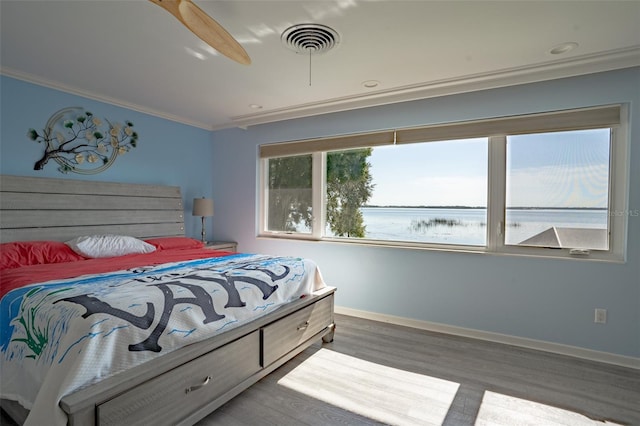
[97,331,261,426]
[261,295,333,367]
[57,288,336,426]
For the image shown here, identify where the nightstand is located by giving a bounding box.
[204,241,238,252]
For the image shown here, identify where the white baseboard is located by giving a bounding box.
[335,306,640,370]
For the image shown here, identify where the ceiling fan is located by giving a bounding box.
[149,0,251,65]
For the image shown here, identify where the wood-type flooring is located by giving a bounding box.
[198,314,639,425]
[2,314,639,425]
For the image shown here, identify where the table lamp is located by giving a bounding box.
[192,197,214,243]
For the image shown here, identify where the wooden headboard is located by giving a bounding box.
[0,175,185,243]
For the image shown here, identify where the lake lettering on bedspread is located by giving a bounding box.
[1,254,307,363]
[54,264,284,352]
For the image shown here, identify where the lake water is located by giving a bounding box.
[346,207,609,246]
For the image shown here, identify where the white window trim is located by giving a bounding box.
[258,156,317,240]
[311,152,325,240]
[608,105,630,262]
[258,157,268,237]
[486,136,507,253]
[258,105,629,262]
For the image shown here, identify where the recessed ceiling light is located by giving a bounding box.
[362,80,380,88]
[249,104,262,109]
[549,42,578,55]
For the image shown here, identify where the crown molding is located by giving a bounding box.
[225,46,640,130]
[4,45,639,132]
[0,67,213,130]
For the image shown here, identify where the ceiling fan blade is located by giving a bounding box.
[149,0,251,65]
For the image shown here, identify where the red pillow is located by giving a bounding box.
[144,237,204,251]
[0,241,86,270]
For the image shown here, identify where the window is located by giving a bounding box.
[325,140,488,246]
[265,154,313,234]
[259,105,628,261]
[505,129,611,250]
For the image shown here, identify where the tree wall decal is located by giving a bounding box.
[28,107,138,174]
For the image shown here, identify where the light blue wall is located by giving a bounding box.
[2,70,638,358]
[210,68,640,358]
[0,76,215,239]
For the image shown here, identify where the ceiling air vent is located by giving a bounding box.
[281,23,340,55]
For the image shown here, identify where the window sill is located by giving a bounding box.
[257,233,625,263]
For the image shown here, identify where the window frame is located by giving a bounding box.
[258,104,629,262]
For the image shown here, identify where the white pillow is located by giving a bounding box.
[65,235,156,258]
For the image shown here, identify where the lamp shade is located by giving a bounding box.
[192,198,214,217]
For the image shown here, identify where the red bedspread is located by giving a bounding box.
[0,248,234,299]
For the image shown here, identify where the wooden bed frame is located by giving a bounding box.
[0,175,336,425]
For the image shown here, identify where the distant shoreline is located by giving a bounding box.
[363,205,608,210]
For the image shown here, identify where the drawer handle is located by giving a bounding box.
[297,321,310,331]
[185,375,212,394]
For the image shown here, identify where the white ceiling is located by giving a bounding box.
[2,1,639,130]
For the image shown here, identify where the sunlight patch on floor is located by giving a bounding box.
[475,391,624,426]
[277,348,459,426]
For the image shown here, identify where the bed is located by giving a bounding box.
[0,175,336,426]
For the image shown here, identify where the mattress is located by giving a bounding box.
[1,245,325,425]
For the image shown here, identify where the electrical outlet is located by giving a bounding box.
[594,308,607,324]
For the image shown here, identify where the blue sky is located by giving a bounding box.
[367,129,610,208]
[368,138,487,206]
